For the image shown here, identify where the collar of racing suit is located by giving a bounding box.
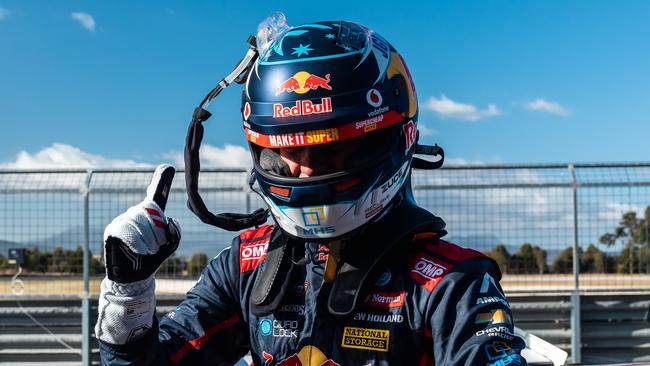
[250,194,447,317]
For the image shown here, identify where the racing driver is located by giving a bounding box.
[96,16,527,366]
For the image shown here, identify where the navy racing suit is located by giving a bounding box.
[99,201,526,366]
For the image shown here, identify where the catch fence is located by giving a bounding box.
[2,163,650,363]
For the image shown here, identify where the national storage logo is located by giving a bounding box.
[341,327,390,352]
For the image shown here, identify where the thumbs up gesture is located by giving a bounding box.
[103,165,181,283]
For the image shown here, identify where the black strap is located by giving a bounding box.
[250,230,299,316]
[327,200,446,316]
[412,143,445,170]
[184,107,268,231]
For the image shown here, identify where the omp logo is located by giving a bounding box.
[239,241,269,272]
[412,257,447,280]
[341,327,390,352]
[409,254,450,292]
[241,243,267,260]
[302,207,326,226]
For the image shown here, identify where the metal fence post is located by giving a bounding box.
[568,164,582,362]
[81,170,94,366]
[245,169,252,214]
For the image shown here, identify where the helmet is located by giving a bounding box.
[243,19,419,241]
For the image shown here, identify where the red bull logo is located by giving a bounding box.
[265,346,340,366]
[273,98,333,118]
[276,71,332,95]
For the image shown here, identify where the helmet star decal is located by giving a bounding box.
[291,44,314,57]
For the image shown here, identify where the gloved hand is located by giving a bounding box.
[96,164,180,345]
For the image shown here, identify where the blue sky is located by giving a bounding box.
[1,0,649,168]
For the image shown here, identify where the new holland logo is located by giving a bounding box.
[341,327,390,352]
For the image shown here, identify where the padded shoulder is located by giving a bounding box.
[408,235,498,292]
[238,225,275,272]
[429,240,489,263]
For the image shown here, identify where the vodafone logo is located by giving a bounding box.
[366,89,382,108]
[243,102,251,120]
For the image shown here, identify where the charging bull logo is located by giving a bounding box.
[277,71,332,95]
[264,346,341,366]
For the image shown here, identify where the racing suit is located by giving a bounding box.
[98,200,526,365]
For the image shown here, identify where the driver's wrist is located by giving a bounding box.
[103,276,154,297]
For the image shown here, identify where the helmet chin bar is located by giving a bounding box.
[184,35,270,231]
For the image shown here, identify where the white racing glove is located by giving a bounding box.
[95,165,180,345]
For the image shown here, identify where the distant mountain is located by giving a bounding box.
[445,234,502,252]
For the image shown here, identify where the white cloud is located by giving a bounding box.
[598,202,643,221]
[418,124,438,137]
[71,12,96,32]
[0,7,11,20]
[523,98,569,116]
[164,144,252,168]
[424,95,501,121]
[0,143,151,169]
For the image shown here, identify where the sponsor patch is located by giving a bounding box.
[480,272,507,298]
[403,120,417,154]
[374,269,391,287]
[364,290,404,308]
[476,296,510,307]
[475,309,512,326]
[279,304,306,316]
[364,203,384,219]
[341,327,390,352]
[409,254,451,292]
[259,318,299,338]
[260,319,272,336]
[366,89,382,108]
[273,98,333,118]
[476,326,514,340]
[240,239,269,272]
[245,110,404,148]
[353,312,404,324]
[243,102,251,120]
[276,71,332,95]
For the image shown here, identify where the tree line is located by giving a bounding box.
[487,206,650,274]
[2,206,650,276]
[0,246,209,278]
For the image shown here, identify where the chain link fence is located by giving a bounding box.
[2,164,650,297]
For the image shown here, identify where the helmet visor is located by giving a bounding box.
[251,125,400,181]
